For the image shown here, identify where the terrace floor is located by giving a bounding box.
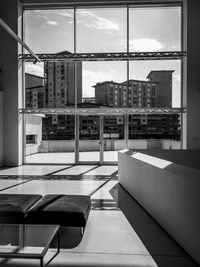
[25,151,118,164]
[0,165,197,267]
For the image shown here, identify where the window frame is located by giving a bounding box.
[21,1,185,159]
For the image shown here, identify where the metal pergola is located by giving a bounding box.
[19,51,186,62]
[19,107,185,115]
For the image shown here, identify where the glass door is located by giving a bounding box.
[78,115,101,163]
[25,114,75,164]
[103,115,126,163]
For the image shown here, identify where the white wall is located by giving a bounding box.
[118,150,200,265]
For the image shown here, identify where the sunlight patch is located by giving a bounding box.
[131,152,172,169]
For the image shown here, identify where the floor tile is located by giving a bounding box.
[26,152,118,165]
[103,151,118,162]
[85,166,118,176]
[2,180,105,196]
[0,165,70,176]
[26,153,75,164]
[79,152,100,162]
[0,179,28,191]
[91,181,118,199]
[53,165,97,175]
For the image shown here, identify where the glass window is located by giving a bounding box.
[129,60,181,108]
[23,3,183,162]
[24,61,76,108]
[76,7,127,53]
[82,61,127,106]
[129,6,181,52]
[24,9,74,53]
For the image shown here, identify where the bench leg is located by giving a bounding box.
[81,227,85,236]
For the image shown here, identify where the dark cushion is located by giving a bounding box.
[0,194,42,223]
[25,194,91,227]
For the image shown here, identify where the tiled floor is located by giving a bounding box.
[25,151,118,164]
[0,165,198,267]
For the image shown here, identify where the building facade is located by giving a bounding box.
[25,73,44,108]
[147,70,174,108]
[44,61,82,108]
[94,70,173,108]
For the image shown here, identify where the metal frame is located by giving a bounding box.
[19,51,185,62]
[19,107,185,115]
[21,3,185,165]
[0,18,40,63]
[21,0,184,9]
[0,224,60,267]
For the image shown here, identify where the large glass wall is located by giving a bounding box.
[76,7,127,53]
[24,9,74,53]
[129,6,181,52]
[23,4,183,164]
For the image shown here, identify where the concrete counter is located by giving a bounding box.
[118,150,200,265]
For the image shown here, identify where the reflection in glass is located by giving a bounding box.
[24,9,74,53]
[76,7,127,53]
[103,115,125,162]
[79,116,100,162]
[129,60,181,108]
[25,114,75,164]
[129,6,181,52]
[128,114,181,149]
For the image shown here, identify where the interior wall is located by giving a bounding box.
[0,0,23,166]
[184,0,200,148]
[118,150,200,265]
[0,91,3,166]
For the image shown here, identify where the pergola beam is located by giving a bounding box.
[19,51,186,62]
[0,17,40,63]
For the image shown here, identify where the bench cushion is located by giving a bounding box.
[0,194,42,223]
[25,194,91,227]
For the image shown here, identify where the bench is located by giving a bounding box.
[0,194,91,234]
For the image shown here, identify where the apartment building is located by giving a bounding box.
[44,60,82,108]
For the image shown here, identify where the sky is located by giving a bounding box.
[24,6,181,107]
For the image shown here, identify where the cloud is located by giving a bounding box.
[35,10,58,26]
[129,38,164,52]
[46,19,58,26]
[77,10,119,32]
[57,10,73,18]
[25,62,44,77]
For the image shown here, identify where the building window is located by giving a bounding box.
[26,134,37,144]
